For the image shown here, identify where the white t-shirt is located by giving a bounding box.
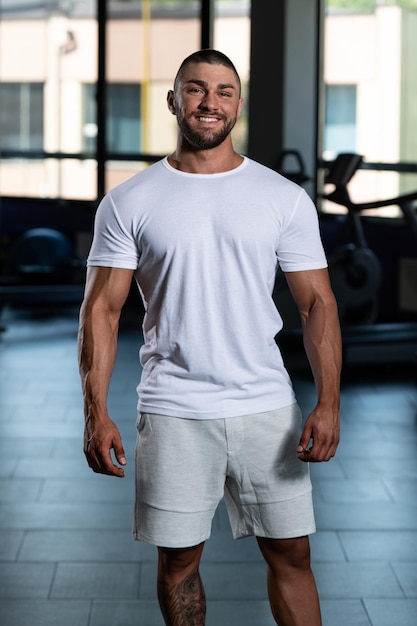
[87,156,327,419]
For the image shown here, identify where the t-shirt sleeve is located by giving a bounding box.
[87,192,139,269]
[277,188,328,272]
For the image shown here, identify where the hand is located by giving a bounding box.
[297,406,340,463]
[84,415,126,477]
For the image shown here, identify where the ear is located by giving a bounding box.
[236,97,244,119]
[167,90,176,115]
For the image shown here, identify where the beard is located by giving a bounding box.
[177,112,238,150]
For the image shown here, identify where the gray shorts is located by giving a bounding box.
[133,404,315,548]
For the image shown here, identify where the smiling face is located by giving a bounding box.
[167,62,243,151]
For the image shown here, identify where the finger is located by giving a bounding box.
[85,440,125,477]
[84,442,105,473]
[113,438,127,468]
[99,444,125,477]
[306,438,337,463]
[317,429,340,461]
[297,427,313,459]
[297,433,329,462]
[297,428,312,450]
[298,447,316,462]
[103,435,126,477]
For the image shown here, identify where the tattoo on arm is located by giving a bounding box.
[158,569,206,625]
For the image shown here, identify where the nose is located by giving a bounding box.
[199,90,218,111]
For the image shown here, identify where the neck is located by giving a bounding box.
[168,140,243,174]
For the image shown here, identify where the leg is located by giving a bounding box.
[257,535,321,626]
[157,542,206,625]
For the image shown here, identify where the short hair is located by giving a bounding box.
[174,49,241,96]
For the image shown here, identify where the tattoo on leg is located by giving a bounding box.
[158,569,206,625]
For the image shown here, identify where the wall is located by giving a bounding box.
[283,0,321,199]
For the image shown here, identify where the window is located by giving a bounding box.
[324,84,356,160]
[83,83,141,154]
[0,83,44,151]
[108,84,141,154]
[214,0,250,155]
[0,1,249,199]
[321,1,417,214]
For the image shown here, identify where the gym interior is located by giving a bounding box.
[1,2,416,625]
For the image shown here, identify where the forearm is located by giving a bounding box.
[78,266,132,476]
[301,294,342,411]
[78,300,120,420]
[285,268,341,461]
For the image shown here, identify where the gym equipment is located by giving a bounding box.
[7,227,78,284]
[322,153,417,325]
[274,149,310,186]
[274,152,417,368]
[0,228,85,328]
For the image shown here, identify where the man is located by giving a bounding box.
[78,49,341,626]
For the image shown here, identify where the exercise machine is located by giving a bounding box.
[322,153,417,325]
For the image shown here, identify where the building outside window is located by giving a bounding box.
[322,0,417,215]
[323,84,357,160]
[82,83,141,154]
[0,1,250,199]
[107,84,141,154]
[0,82,44,151]
[0,0,415,212]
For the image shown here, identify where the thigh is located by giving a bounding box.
[229,404,310,501]
[224,405,316,539]
[133,413,227,547]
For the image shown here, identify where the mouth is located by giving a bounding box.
[196,115,221,124]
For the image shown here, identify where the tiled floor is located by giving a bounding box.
[0,304,416,626]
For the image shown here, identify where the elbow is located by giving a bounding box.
[301,290,341,331]
[79,294,122,328]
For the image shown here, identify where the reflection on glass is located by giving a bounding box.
[0,83,44,151]
[214,0,250,156]
[0,1,252,199]
[104,0,251,190]
[322,1,417,214]
[0,1,97,199]
[106,0,201,160]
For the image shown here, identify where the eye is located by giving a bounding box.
[219,91,232,98]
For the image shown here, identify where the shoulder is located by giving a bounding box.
[240,157,311,206]
[108,159,166,201]
[96,159,169,221]
[244,157,303,190]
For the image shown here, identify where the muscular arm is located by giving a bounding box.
[285,268,342,462]
[78,266,134,477]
